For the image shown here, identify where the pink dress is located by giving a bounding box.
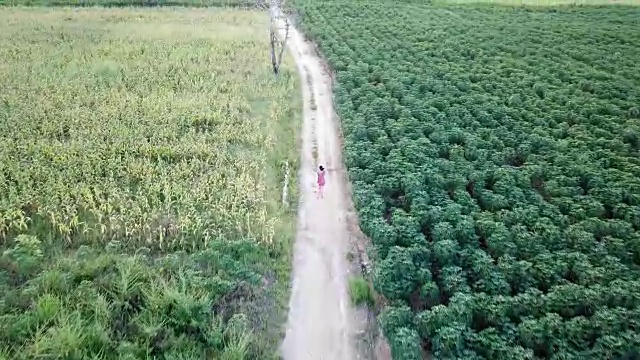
[317,170,326,186]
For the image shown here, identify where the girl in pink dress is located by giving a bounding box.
[317,165,326,199]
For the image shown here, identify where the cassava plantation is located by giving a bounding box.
[295,1,640,359]
[0,8,299,359]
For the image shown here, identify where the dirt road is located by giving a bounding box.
[279,21,361,360]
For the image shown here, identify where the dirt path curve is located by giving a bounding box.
[279,21,362,360]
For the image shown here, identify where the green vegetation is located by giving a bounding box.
[439,0,640,5]
[348,276,374,307]
[296,1,640,359]
[0,8,299,359]
[420,0,640,6]
[0,0,256,6]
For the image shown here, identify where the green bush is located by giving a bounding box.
[388,327,423,360]
[348,276,374,307]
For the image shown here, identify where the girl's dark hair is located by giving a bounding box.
[319,165,324,171]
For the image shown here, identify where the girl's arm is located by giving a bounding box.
[315,166,337,173]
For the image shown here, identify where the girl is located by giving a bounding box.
[317,165,326,199]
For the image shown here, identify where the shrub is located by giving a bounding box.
[348,276,374,307]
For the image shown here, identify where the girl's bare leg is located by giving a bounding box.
[320,185,324,198]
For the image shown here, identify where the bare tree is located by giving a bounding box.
[267,0,289,75]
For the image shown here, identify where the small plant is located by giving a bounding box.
[3,234,43,277]
[348,276,373,307]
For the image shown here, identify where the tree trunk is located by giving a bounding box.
[270,28,279,75]
[268,0,288,76]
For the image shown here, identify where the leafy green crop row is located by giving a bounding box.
[296,1,640,359]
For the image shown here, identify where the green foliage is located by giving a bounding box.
[2,235,43,277]
[373,246,418,300]
[0,8,299,360]
[0,243,266,359]
[296,1,640,358]
[0,0,256,6]
[348,276,374,307]
[388,327,423,360]
[379,304,414,336]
